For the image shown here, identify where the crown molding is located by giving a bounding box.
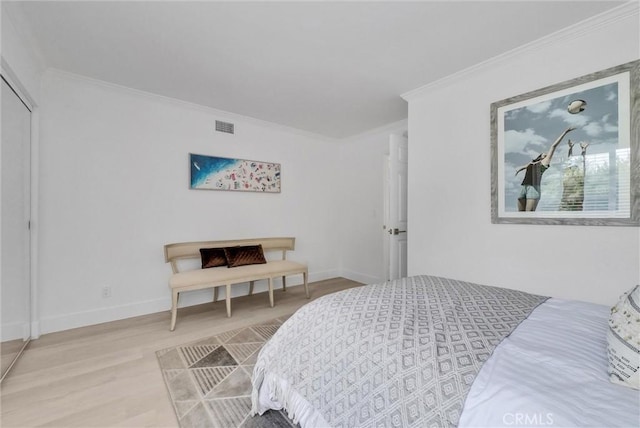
[1,60,36,110]
[42,68,340,144]
[402,1,640,101]
[339,118,408,143]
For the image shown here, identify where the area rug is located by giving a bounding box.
[156,315,298,428]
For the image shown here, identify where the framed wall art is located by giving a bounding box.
[491,60,639,226]
[189,153,281,193]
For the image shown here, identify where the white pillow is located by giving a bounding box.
[607,285,640,390]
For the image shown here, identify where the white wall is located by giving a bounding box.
[338,120,407,284]
[37,71,343,334]
[404,5,639,305]
[1,4,45,105]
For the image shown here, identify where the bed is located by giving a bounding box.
[250,275,639,427]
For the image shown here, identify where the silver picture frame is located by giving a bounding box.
[491,60,639,226]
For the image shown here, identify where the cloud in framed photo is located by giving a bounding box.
[600,114,618,133]
[583,121,605,137]
[547,108,590,127]
[526,100,552,114]
[504,128,547,154]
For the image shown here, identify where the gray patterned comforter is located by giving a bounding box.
[251,275,547,427]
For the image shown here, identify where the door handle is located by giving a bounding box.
[390,228,407,235]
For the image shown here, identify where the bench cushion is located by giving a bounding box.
[169,260,307,289]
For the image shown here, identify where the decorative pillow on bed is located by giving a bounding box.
[224,245,267,268]
[607,284,640,390]
[199,248,228,269]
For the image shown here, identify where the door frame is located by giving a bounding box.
[1,65,40,339]
[383,155,390,280]
[382,132,408,281]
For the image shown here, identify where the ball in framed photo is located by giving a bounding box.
[567,99,587,114]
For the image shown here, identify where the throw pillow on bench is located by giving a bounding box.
[200,245,267,269]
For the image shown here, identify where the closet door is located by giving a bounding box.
[1,76,31,381]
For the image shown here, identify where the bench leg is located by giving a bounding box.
[249,281,255,296]
[303,271,310,299]
[226,284,232,317]
[170,290,179,331]
[213,286,219,303]
[282,276,286,291]
[268,277,274,308]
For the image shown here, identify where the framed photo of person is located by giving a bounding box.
[490,60,639,226]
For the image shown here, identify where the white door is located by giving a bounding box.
[1,76,31,354]
[385,134,408,280]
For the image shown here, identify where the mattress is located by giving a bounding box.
[459,298,640,427]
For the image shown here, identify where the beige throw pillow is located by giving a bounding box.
[607,285,640,390]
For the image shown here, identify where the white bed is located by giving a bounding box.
[251,276,640,427]
[459,298,639,427]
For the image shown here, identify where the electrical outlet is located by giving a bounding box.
[101,286,112,298]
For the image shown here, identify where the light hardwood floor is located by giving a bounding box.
[1,339,27,381]
[0,278,362,428]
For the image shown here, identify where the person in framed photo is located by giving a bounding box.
[515,126,576,211]
[560,141,590,211]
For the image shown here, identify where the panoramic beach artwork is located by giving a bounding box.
[189,154,281,193]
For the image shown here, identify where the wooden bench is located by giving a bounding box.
[164,237,309,331]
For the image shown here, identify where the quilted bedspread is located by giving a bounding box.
[251,275,547,427]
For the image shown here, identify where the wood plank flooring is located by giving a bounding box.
[0,278,362,427]
[1,339,28,382]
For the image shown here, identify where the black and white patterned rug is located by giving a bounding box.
[156,316,297,428]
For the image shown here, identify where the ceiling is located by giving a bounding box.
[5,1,626,138]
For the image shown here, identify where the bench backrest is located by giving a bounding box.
[164,237,296,274]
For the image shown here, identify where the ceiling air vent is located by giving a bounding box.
[215,120,234,134]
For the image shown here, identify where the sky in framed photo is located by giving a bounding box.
[499,73,630,215]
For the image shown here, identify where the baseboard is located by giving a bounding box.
[339,269,381,285]
[309,269,341,284]
[39,297,170,335]
[0,321,30,341]
[38,269,342,335]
